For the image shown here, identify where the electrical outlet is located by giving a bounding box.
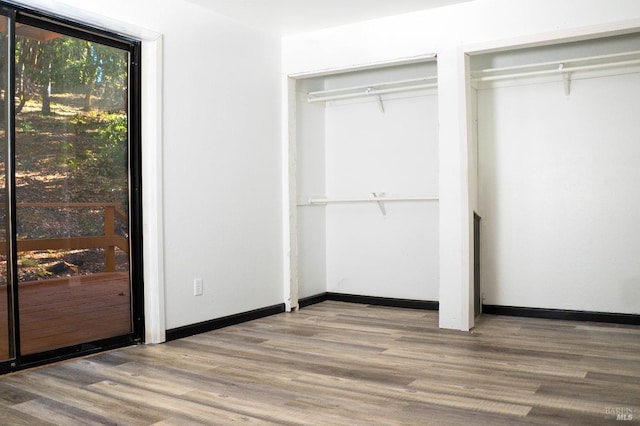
[194,278,203,296]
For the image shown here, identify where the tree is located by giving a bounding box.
[38,41,60,115]
[59,39,127,112]
[15,38,42,114]
[14,36,64,115]
[9,33,127,115]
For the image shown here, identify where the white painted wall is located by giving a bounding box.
[283,0,640,329]
[159,12,283,329]
[323,94,439,300]
[24,0,284,333]
[478,72,640,314]
[296,79,327,299]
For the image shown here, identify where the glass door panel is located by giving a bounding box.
[0,13,11,361]
[13,25,132,355]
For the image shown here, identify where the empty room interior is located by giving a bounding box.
[0,0,637,424]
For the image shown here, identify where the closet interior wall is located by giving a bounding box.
[474,33,640,315]
[295,62,440,301]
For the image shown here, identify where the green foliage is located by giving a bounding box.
[65,112,127,179]
[18,257,52,278]
[56,39,127,111]
[18,120,34,134]
[96,114,128,178]
[70,112,94,135]
[18,258,39,268]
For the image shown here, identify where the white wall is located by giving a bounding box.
[24,0,284,333]
[160,10,283,329]
[296,79,327,299]
[478,73,640,314]
[323,94,439,300]
[283,0,640,330]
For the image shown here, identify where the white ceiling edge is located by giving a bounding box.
[184,0,474,35]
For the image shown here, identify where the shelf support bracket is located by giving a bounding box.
[372,192,386,216]
[559,63,571,96]
[376,95,385,113]
[366,87,385,113]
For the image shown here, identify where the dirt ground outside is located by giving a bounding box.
[0,94,130,284]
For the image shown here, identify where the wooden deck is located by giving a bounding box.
[0,273,131,357]
[0,301,638,424]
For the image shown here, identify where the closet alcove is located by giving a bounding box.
[291,58,440,304]
[472,33,640,316]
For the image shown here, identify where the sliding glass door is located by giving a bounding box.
[0,10,12,362]
[0,4,142,370]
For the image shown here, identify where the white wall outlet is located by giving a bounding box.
[194,278,203,296]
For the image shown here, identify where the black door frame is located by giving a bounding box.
[0,1,144,373]
[473,212,481,318]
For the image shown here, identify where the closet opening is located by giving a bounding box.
[289,57,440,310]
[471,32,640,322]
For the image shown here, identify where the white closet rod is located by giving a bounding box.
[307,78,438,103]
[474,58,640,82]
[474,49,640,75]
[309,76,436,96]
[308,83,438,103]
[302,196,439,205]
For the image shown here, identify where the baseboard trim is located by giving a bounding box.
[299,292,438,311]
[298,293,329,308]
[166,303,286,341]
[482,305,640,325]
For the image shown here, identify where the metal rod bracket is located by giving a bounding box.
[372,192,386,215]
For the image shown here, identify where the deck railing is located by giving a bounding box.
[0,202,129,272]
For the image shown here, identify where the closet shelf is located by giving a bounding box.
[298,195,438,205]
[307,76,438,103]
[471,50,640,85]
[298,194,438,216]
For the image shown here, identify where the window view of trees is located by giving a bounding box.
[0,26,130,283]
[13,34,128,114]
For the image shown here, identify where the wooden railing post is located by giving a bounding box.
[104,205,115,272]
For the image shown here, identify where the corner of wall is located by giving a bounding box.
[141,34,166,344]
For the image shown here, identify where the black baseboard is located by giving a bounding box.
[298,293,329,308]
[166,303,286,341]
[482,305,640,326]
[298,292,438,311]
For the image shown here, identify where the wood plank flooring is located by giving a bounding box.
[0,300,639,425]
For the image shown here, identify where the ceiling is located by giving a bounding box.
[185,0,474,35]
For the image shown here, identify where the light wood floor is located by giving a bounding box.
[0,300,638,425]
